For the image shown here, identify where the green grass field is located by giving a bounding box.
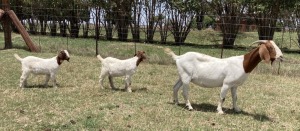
[0,31,300,130]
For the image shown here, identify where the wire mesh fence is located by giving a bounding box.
[1,1,300,55]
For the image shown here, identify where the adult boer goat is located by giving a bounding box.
[14,50,70,88]
[165,40,283,114]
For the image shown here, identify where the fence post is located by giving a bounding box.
[7,10,39,52]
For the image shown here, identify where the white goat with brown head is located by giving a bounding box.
[165,40,283,114]
[14,50,70,88]
[97,51,146,92]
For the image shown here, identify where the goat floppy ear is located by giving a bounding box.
[259,44,271,63]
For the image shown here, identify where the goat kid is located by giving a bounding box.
[165,40,283,114]
[14,50,70,88]
[97,51,146,92]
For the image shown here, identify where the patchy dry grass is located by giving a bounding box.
[0,32,300,130]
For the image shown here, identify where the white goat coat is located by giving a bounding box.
[166,40,283,114]
[101,57,139,77]
[174,52,248,88]
[19,56,59,75]
[14,50,70,88]
[97,51,146,92]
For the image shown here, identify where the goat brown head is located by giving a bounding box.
[256,40,283,65]
[135,51,146,66]
[57,50,70,65]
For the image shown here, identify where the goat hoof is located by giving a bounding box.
[234,108,241,113]
[173,100,179,105]
[185,106,193,111]
[188,108,194,111]
[217,111,225,115]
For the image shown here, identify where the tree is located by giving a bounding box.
[143,0,159,43]
[130,0,142,42]
[157,0,169,44]
[101,0,115,40]
[112,0,134,41]
[209,0,247,48]
[167,0,196,45]
[249,0,297,40]
[294,2,300,45]
[195,0,207,30]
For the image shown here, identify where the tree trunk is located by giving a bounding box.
[146,28,154,43]
[28,18,37,35]
[70,19,80,38]
[3,13,12,49]
[159,22,168,44]
[131,0,141,42]
[117,15,129,41]
[219,15,240,48]
[40,19,47,35]
[256,14,276,40]
[59,21,67,37]
[50,21,57,36]
[106,22,113,40]
[82,22,89,38]
[131,25,140,42]
[170,10,194,46]
[196,12,204,30]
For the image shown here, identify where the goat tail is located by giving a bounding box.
[164,48,177,60]
[97,54,104,62]
[14,54,23,62]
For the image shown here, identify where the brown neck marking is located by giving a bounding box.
[57,56,63,65]
[135,51,146,66]
[243,47,262,73]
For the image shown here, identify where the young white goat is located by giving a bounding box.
[97,51,146,92]
[165,40,283,114]
[14,50,70,88]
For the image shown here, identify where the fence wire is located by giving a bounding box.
[1,3,300,55]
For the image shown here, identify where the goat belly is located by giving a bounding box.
[31,68,50,74]
[108,69,136,77]
[191,77,224,87]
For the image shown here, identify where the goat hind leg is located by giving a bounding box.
[182,83,193,111]
[99,71,108,89]
[19,71,29,88]
[173,79,183,105]
[109,75,117,90]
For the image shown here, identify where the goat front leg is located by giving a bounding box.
[231,86,241,112]
[217,85,230,114]
[44,74,50,87]
[182,83,193,111]
[124,75,132,92]
[50,73,57,88]
[173,79,183,105]
[108,75,117,90]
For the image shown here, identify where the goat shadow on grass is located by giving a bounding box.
[109,87,148,93]
[171,102,273,122]
[23,84,63,89]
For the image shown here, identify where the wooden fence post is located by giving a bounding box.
[7,10,39,52]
